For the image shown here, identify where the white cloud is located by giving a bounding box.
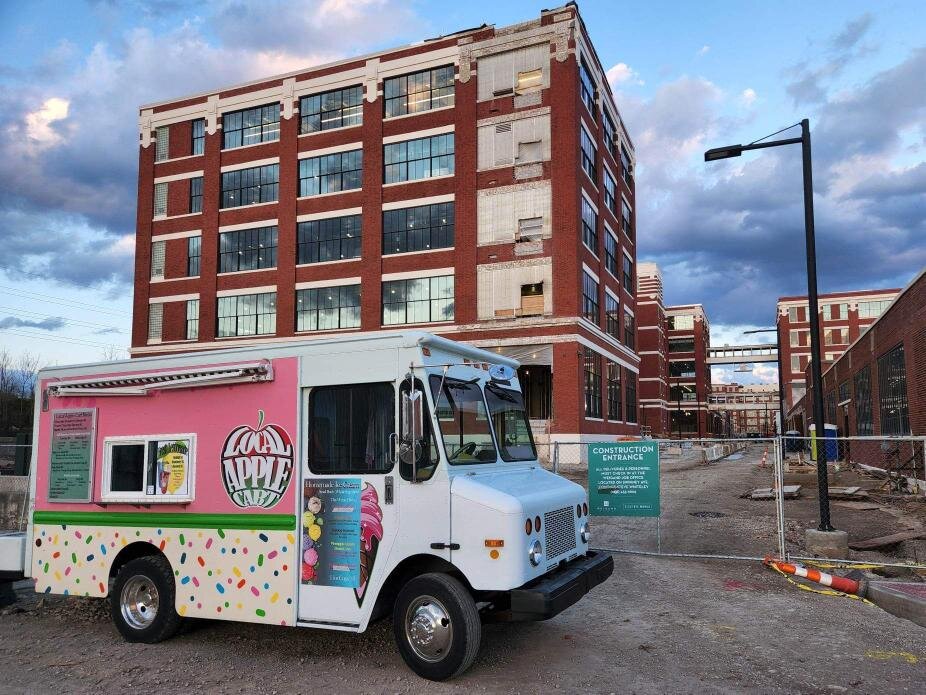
[24,97,70,146]
[606,62,643,87]
[697,45,711,57]
[740,88,757,106]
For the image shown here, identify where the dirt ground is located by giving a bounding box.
[3,444,926,693]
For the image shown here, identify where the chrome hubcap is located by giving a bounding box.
[405,595,452,662]
[120,574,159,630]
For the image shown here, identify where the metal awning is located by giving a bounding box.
[483,345,553,366]
[46,360,273,398]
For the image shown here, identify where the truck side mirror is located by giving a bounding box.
[400,389,425,477]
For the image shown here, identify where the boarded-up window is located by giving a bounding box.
[477,44,550,101]
[477,259,552,319]
[516,69,543,94]
[153,182,167,217]
[150,240,165,279]
[155,126,169,162]
[478,183,551,245]
[517,217,543,241]
[148,303,163,342]
[478,114,550,169]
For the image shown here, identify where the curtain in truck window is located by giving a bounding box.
[309,383,395,474]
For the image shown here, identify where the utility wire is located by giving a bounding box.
[0,305,124,332]
[0,284,131,317]
[747,122,802,146]
[0,328,128,351]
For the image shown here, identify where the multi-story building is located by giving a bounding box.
[709,383,779,437]
[786,269,924,437]
[665,304,711,438]
[130,5,640,444]
[636,262,669,437]
[777,288,900,412]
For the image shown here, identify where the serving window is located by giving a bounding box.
[102,435,195,503]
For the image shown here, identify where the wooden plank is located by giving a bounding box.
[849,529,926,550]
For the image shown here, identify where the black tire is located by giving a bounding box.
[110,555,182,644]
[393,572,481,681]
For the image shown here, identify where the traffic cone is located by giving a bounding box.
[763,556,860,595]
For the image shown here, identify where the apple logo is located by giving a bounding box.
[222,410,294,509]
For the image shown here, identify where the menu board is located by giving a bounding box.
[48,409,96,502]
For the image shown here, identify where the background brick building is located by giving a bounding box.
[130,4,641,444]
[777,288,899,413]
[636,262,668,437]
[665,304,712,438]
[709,383,779,437]
[787,269,925,437]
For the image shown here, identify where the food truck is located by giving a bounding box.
[3,331,611,680]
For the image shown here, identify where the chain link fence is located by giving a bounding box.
[0,443,31,532]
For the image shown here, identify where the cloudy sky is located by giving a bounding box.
[0,1,923,383]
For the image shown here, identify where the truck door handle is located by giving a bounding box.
[430,542,460,550]
[385,476,394,505]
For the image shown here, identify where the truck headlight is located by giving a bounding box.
[529,540,543,566]
[580,522,591,544]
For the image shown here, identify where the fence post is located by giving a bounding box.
[775,436,787,560]
[552,441,559,474]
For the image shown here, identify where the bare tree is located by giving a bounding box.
[15,352,40,399]
[100,345,126,362]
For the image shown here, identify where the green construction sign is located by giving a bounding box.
[588,441,660,517]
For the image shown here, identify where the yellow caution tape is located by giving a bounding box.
[769,563,876,605]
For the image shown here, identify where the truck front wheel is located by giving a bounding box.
[393,573,481,680]
[110,555,183,643]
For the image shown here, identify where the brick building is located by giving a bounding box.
[709,383,779,437]
[777,288,899,413]
[786,268,925,437]
[636,262,669,437]
[130,4,641,444]
[665,304,712,438]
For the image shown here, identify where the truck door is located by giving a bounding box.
[297,379,400,628]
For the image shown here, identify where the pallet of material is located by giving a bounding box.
[747,485,802,500]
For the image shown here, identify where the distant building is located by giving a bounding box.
[787,269,925,437]
[710,383,779,437]
[777,288,899,412]
[636,262,669,437]
[665,304,712,438]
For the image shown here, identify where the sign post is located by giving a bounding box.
[588,441,660,517]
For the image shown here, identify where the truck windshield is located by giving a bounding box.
[485,383,537,462]
[429,375,497,464]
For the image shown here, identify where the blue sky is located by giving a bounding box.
[0,1,923,385]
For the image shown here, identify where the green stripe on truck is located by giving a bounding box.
[32,510,296,531]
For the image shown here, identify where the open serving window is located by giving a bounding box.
[101,434,195,503]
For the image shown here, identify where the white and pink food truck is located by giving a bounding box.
[1,331,611,680]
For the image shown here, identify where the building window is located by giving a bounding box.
[222,104,280,149]
[580,126,596,181]
[518,217,543,242]
[186,236,201,277]
[878,344,909,435]
[858,299,892,319]
[219,226,278,273]
[625,370,638,423]
[155,125,169,162]
[824,328,846,346]
[853,366,873,435]
[789,330,801,347]
[300,86,363,133]
[623,310,635,350]
[221,164,279,208]
[603,232,618,277]
[189,176,203,213]
[154,182,167,217]
[298,149,362,197]
[668,314,694,331]
[308,383,395,475]
[581,197,598,254]
[621,199,633,239]
[603,110,617,157]
[607,361,622,420]
[605,293,620,340]
[790,355,802,373]
[582,271,599,324]
[620,145,633,187]
[838,380,850,404]
[296,284,361,331]
[670,385,697,402]
[670,361,696,378]
[382,275,454,325]
[520,283,544,316]
[826,390,837,425]
[603,169,616,213]
[823,302,847,320]
[579,60,595,114]
[217,292,276,337]
[622,254,634,293]
[384,65,455,118]
[148,303,163,342]
[668,338,694,353]
[150,240,165,279]
[384,134,455,184]
[191,118,205,155]
[297,215,361,264]
[383,202,454,255]
[584,347,602,418]
[186,299,199,340]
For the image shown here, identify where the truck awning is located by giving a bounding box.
[46,360,273,397]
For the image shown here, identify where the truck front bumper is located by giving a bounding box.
[505,551,613,621]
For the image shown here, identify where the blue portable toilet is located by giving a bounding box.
[809,424,839,461]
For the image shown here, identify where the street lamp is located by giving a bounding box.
[707,119,833,533]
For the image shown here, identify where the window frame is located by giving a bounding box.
[298,149,363,197]
[297,215,362,264]
[155,126,169,162]
[296,284,361,332]
[605,293,620,340]
[189,176,203,214]
[383,202,454,255]
[581,197,598,255]
[604,230,618,277]
[220,164,279,209]
[622,254,634,293]
[185,299,199,340]
[382,275,455,326]
[101,433,196,504]
[624,370,638,424]
[623,309,635,350]
[607,360,622,421]
[603,168,617,214]
[216,292,277,338]
[877,343,910,435]
[191,118,205,156]
[582,271,599,324]
[583,346,602,419]
[580,125,597,182]
[383,133,455,184]
[384,65,455,119]
[186,236,201,277]
[579,59,596,115]
[853,365,873,435]
[218,226,278,274]
[222,103,281,150]
[300,85,364,134]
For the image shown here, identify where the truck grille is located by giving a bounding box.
[544,506,576,560]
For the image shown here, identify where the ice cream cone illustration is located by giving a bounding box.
[355,483,384,605]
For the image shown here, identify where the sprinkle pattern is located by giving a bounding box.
[32,524,295,626]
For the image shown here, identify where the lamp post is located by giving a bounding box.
[707,118,833,533]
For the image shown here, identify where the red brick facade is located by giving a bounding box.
[131,5,641,440]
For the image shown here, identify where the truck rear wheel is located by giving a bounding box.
[110,555,182,644]
[393,573,481,681]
